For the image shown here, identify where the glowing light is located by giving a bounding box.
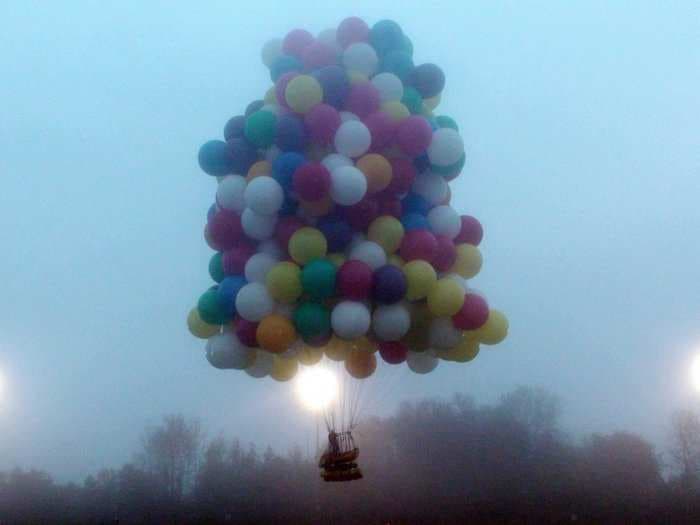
[0,369,4,401]
[296,367,338,411]
[691,355,700,392]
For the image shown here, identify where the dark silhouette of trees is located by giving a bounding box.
[1,387,698,524]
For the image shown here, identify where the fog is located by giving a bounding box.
[0,0,698,490]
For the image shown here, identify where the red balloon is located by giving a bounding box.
[395,116,433,157]
[452,293,489,330]
[432,235,457,272]
[275,72,298,110]
[364,111,395,152]
[293,162,331,201]
[337,17,369,48]
[379,341,408,364]
[345,83,380,119]
[304,103,341,146]
[343,197,379,231]
[222,240,257,275]
[336,260,374,300]
[301,41,336,70]
[454,215,484,246]
[208,210,243,250]
[384,157,416,196]
[399,229,438,262]
[275,216,306,249]
[377,196,402,219]
[282,29,314,57]
[235,318,259,347]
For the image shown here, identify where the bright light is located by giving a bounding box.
[691,355,700,392]
[0,369,4,401]
[296,367,338,412]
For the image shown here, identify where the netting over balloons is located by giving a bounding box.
[189,16,508,383]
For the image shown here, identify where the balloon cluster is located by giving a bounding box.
[188,17,508,382]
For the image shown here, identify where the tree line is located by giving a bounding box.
[2,386,700,524]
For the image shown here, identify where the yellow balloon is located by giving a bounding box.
[325,336,350,361]
[387,254,405,268]
[424,93,441,111]
[427,278,465,317]
[271,355,298,382]
[367,215,404,254]
[450,244,483,279]
[348,71,369,85]
[266,262,302,303]
[403,260,437,301]
[447,335,480,362]
[247,160,272,180]
[298,345,324,366]
[402,303,432,351]
[288,227,327,265]
[476,310,509,345]
[264,86,277,105]
[285,75,322,113]
[327,253,346,268]
[381,101,410,121]
[187,308,220,339]
[348,336,377,354]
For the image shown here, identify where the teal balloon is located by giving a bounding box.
[401,86,423,115]
[370,20,404,56]
[294,302,331,340]
[436,115,459,131]
[400,35,414,57]
[301,259,337,300]
[381,50,414,80]
[432,153,466,179]
[209,252,224,283]
[197,287,228,325]
[244,110,277,148]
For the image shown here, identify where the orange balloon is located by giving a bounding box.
[356,154,392,194]
[300,195,334,217]
[345,349,377,379]
[256,314,296,354]
[246,160,272,181]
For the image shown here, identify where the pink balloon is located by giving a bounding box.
[432,235,457,272]
[395,116,433,157]
[337,17,369,48]
[399,229,438,262]
[364,111,396,151]
[208,210,243,250]
[301,41,337,70]
[336,260,374,300]
[304,103,341,145]
[282,29,314,57]
[344,82,380,119]
[454,215,484,246]
[275,216,305,249]
[222,240,257,275]
[379,341,408,364]
[384,157,416,196]
[452,293,489,330]
[293,162,331,201]
[343,197,379,231]
[275,72,298,110]
[235,318,259,347]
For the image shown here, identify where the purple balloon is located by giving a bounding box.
[275,72,298,109]
[345,82,380,118]
[314,65,349,109]
[275,113,308,151]
[372,265,407,304]
[364,111,395,151]
[226,138,258,174]
[223,115,245,141]
[317,215,353,252]
[304,103,341,146]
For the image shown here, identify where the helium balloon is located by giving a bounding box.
[329,165,367,205]
[402,260,437,301]
[245,349,275,378]
[305,104,341,146]
[451,243,483,278]
[198,287,228,325]
[223,241,256,275]
[216,175,247,212]
[453,293,489,330]
[372,303,410,341]
[257,314,297,353]
[399,229,438,262]
[285,75,323,114]
[336,260,373,300]
[241,208,276,240]
[235,282,275,322]
[275,113,308,152]
[395,116,432,156]
[206,332,255,370]
[270,355,298,381]
[208,252,224,283]
[370,19,404,56]
[371,72,403,102]
[378,341,408,364]
[331,301,371,339]
[349,240,387,270]
[333,120,371,158]
[432,235,457,273]
[261,38,283,68]
[412,172,448,205]
[208,210,243,250]
[407,63,445,98]
[427,205,461,239]
[301,258,337,300]
[288,227,328,265]
[187,308,220,339]
[427,278,465,317]
[244,110,277,148]
[429,317,463,350]
[293,162,331,201]
[337,17,369,48]
[406,350,438,374]
[298,344,324,366]
[367,216,404,254]
[342,42,378,76]
[476,309,508,345]
[321,153,353,172]
[448,336,480,363]
[266,261,302,303]
[294,301,331,340]
[427,128,464,167]
[325,336,351,361]
[235,318,259,347]
[372,264,407,304]
[345,349,377,379]
[244,252,279,284]
[217,275,247,318]
[244,176,284,215]
[356,154,392,194]
[401,86,423,115]
[199,140,234,176]
[454,215,484,245]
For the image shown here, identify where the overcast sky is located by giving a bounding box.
[0,1,698,481]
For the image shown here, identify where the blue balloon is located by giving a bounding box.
[402,192,432,216]
[313,65,349,109]
[217,275,247,318]
[270,55,302,82]
[401,212,430,232]
[275,114,308,152]
[226,138,258,174]
[413,153,431,173]
[317,216,353,252]
[278,198,299,216]
[198,140,233,176]
[272,152,306,191]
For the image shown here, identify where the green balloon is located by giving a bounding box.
[370,19,404,56]
[209,252,224,283]
[401,87,423,115]
[301,259,337,300]
[197,287,227,325]
[294,302,331,340]
[400,35,414,57]
[244,110,277,148]
[435,115,459,131]
[381,50,414,80]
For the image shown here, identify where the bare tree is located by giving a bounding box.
[140,414,204,501]
[671,410,700,488]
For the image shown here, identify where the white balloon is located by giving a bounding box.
[322,153,353,172]
[245,350,275,378]
[235,282,274,322]
[275,303,295,319]
[206,332,255,370]
[407,351,439,374]
[339,111,360,123]
[342,42,378,76]
[427,128,464,167]
[349,241,386,270]
[330,165,367,205]
[371,72,403,102]
[348,233,366,252]
[244,176,284,215]
[331,301,371,339]
[412,172,448,205]
[317,28,341,54]
[265,145,281,163]
[372,303,410,341]
[241,208,277,240]
[244,252,279,283]
[216,175,247,212]
[261,38,283,67]
[334,120,371,158]
[428,205,461,239]
[429,318,463,349]
[258,239,284,259]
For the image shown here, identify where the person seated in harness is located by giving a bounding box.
[319,431,360,469]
